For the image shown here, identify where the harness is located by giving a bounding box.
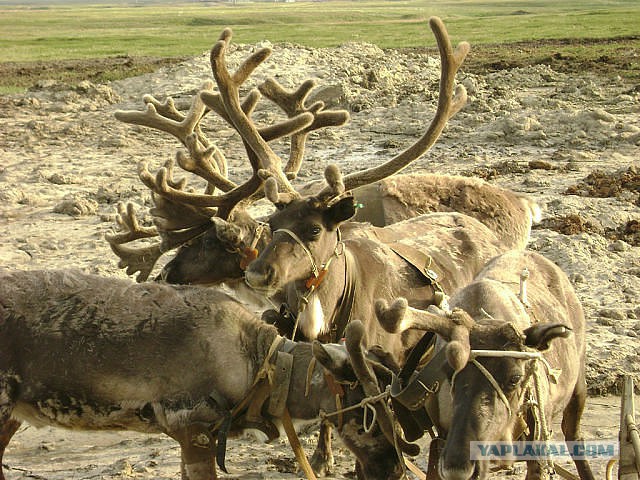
[207,332,406,480]
[208,334,297,473]
[269,227,450,342]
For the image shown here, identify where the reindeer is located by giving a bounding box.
[243,17,519,346]
[0,268,421,480]
[373,249,596,480]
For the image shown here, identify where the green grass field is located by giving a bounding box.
[0,0,638,93]
[1,0,638,62]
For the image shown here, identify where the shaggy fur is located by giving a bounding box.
[0,269,409,480]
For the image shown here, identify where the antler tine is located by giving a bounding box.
[259,78,350,179]
[138,160,215,210]
[178,138,235,192]
[117,81,236,196]
[210,29,314,199]
[105,202,163,282]
[344,321,420,456]
[318,16,469,198]
[107,202,158,243]
[375,298,473,372]
[108,241,163,283]
[375,297,450,335]
[115,80,214,147]
[138,157,270,219]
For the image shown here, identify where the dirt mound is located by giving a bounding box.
[566,166,640,205]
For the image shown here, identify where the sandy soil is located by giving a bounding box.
[1,36,638,479]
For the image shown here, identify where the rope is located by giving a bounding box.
[319,386,417,479]
[532,359,556,476]
[319,389,390,422]
[470,359,512,417]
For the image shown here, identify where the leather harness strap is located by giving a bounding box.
[390,332,450,440]
[321,248,357,343]
[209,335,304,474]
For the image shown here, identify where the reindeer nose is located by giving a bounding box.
[439,459,477,480]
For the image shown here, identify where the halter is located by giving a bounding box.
[452,350,545,417]
[272,227,349,340]
[272,227,344,285]
[451,348,557,474]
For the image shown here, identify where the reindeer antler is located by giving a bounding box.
[208,28,312,201]
[110,28,353,281]
[315,16,469,199]
[105,202,163,282]
[344,320,420,456]
[258,78,350,179]
[375,298,474,372]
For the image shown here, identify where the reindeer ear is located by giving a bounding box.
[312,341,357,382]
[323,196,357,229]
[523,323,572,351]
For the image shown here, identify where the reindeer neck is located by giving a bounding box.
[286,244,351,341]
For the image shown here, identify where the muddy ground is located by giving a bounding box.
[1,34,639,479]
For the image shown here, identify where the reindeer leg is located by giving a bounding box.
[0,418,21,480]
[1,376,21,480]
[561,372,595,480]
[426,437,445,479]
[310,420,334,476]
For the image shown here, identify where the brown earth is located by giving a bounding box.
[1,36,639,90]
[0,56,189,90]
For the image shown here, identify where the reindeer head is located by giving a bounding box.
[376,298,573,480]
[244,164,357,294]
[313,320,420,480]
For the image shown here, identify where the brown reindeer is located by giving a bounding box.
[0,268,419,480]
[374,249,595,480]
[243,17,504,345]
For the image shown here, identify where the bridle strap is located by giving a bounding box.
[451,349,548,429]
[469,359,513,417]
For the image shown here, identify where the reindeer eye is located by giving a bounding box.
[310,225,322,238]
[506,374,523,389]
